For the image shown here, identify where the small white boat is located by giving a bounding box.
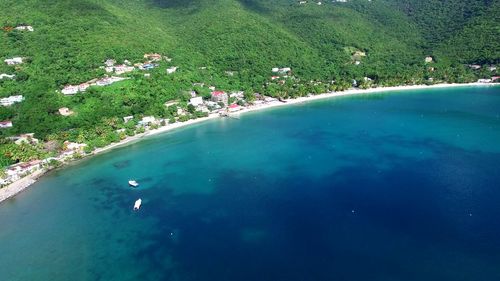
[128,180,139,187]
[133,199,142,210]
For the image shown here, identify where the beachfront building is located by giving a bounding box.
[0,73,15,80]
[211,91,228,105]
[477,79,492,83]
[58,107,74,116]
[11,133,39,145]
[197,105,210,113]
[177,108,186,116]
[138,116,156,126]
[264,96,278,103]
[0,95,24,106]
[0,121,13,128]
[64,141,87,152]
[4,160,42,184]
[230,91,244,99]
[189,96,203,107]
[57,141,88,159]
[228,104,241,112]
[4,57,23,65]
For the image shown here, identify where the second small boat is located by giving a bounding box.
[133,198,142,210]
[128,180,139,187]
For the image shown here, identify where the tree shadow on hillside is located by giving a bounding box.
[236,0,273,14]
[148,0,202,9]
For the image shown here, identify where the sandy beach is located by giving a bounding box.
[0,82,496,203]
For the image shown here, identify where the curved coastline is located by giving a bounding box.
[0,82,497,204]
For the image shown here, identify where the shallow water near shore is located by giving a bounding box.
[1,86,500,281]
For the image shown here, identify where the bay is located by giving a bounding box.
[1,86,500,281]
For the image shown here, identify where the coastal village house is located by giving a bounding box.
[136,63,158,71]
[104,59,116,67]
[106,64,134,75]
[123,116,134,123]
[10,133,39,145]
[272,67,292,74]
[55,141,88,160]
[4,160,42,184]
[58,107,74,116]
[63,141,87,152]
[189,96,203,107]
[164,101,179,108]
[211,91,228,105]
[144,53,162,61]
[95,76,125,86]
[477,79,492,83]
[230,91,244,99]
[139,116,156,126]
[61,77,126,95]
[61,85,80,95]
[166,66,178,74]
[0,120,13,128]
[4,57,23,65]
[0,95,24,106]
[0,74,15,80]
[15,25,34,32]
[228,104,242,112]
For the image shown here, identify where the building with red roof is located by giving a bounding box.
[211,91,228,105]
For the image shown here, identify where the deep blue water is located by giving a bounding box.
[1,86,500,281]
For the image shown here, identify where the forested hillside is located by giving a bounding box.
[437,2,500,64]
[0,0,498,169]
[386,0,500,63]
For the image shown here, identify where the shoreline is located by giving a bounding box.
[0,82,497,204]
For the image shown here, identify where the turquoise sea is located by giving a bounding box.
[1,86,500,281]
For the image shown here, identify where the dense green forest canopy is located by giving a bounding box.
[0,0,498,167]
[385,0,500,64]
